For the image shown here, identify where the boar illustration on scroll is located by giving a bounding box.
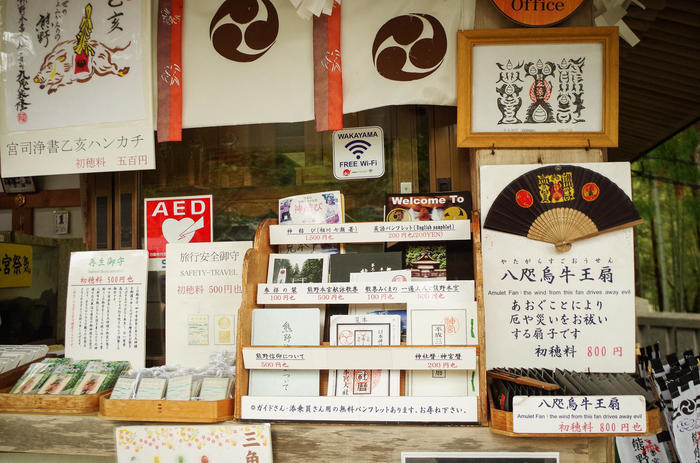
[33,3,131,95]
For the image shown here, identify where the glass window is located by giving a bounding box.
[141,106,431,364]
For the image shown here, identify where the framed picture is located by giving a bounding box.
[457,27,618,148]
[1,176,35,193]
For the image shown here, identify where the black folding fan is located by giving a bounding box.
[483,165,642,251]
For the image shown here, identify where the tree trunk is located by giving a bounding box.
[651,179,670,311]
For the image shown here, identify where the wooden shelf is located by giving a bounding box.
[490,405,662,438]
[234,213,489,425]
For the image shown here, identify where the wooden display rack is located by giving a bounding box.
[99,395,234,423]
[0,389,110,415]
[234,213,488,424]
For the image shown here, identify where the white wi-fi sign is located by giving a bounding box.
[332,126,385,180]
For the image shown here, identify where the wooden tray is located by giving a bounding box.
[489,405,662,437]
[0,389,110,415]
[99,395,234,423]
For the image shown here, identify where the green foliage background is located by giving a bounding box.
[631,127,699,312]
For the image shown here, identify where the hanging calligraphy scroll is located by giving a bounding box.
[0,0,155,176]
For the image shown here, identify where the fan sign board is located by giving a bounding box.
[145,196,213,271]
[165,241,252,368]
[332,126,385,180]
[65,250,148,368]
[490,0,585,27]
[481,163,636,372]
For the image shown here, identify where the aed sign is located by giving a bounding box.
[144,195,213,271]
[490,0,585,26]
[332,126,385,180]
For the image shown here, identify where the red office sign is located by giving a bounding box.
[144,195,213,270]
[491,0,585,27]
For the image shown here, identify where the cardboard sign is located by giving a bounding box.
[490,0,585,26]
[165,241,251,367]
[332,126,384,179]
[144,195,213,271]
[513,395,647,434]
[0,243,32,288]
[65,250,148,368]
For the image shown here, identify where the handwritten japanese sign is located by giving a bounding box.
[257,281,475,308]
[1,0,155,176]
[165,241,251,367]
[513,395,647,434]
[65,250,148,368]
[0,243,32,288]
[243,346,477,371]
[269,220,470,245]
[482,163,636,372]
[241,396,478,422]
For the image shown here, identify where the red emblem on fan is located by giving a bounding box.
[582,182,600,202]
[515,189,533,208]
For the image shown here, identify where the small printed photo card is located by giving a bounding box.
[214,314,236,345]
[279,191,342,225]
[135,377,167,400]
[267,253,330,284]
[73,373,108,395]
[187,314,209,346]
[198,377,231,401]
[110,377,138,400]
[37,373,74,395]
[165,375,193,401]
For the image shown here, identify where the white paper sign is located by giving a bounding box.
[166,241,251,367]
[481,163,636,372]
[258,281,475,308]
[242,346,477,370]
[333,126,385,179]
[1,0,155,176]
[513,395,647,434]
[65,250,148,368]
[269,220,470,244]
[241,396,478,422]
